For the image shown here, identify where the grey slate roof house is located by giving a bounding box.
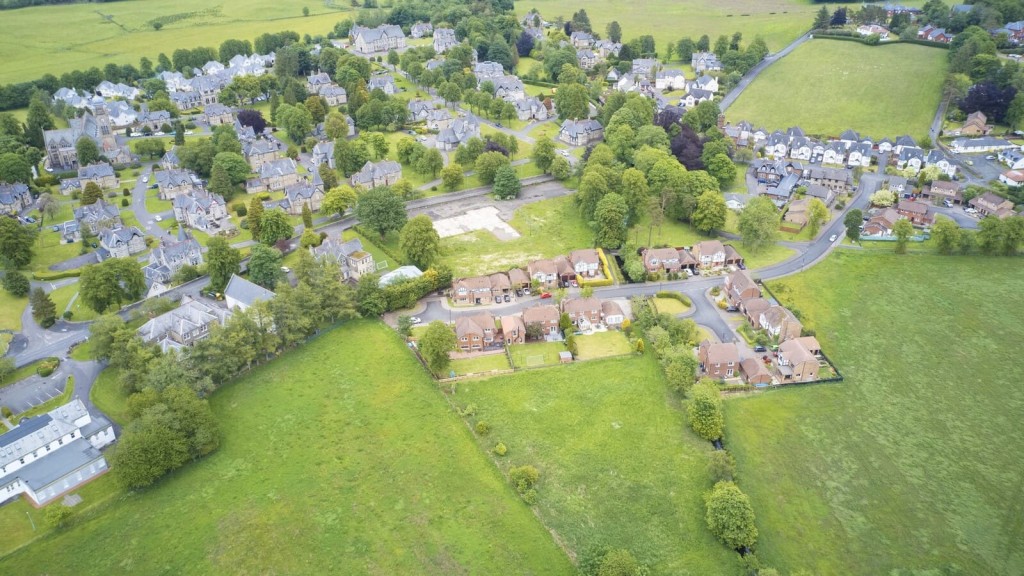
[0,182,32,215]
[350,160,402,189]
[224,274,276,311]
[143,229,204,297]
[559,119,604,146]
[73,199,121,235]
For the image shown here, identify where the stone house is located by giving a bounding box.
[350,160,402,189]
[97,226,146,260]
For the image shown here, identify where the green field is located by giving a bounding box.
[0,290,26,331]
[48,282,100,322]
[572,330,632,360]
[2,322,574,574]
[455,355,742,575]
[651,297,689,315]
[727,40,948,140]
[448,352,512,376]
[508,341,567,368]
[0,0,350,84]
[724,252,1024,575]
[518,0,815,55]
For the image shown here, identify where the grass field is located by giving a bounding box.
[455,355,742,574]
[727,40,948,140]
[0,290,26,331]
[723,252,1024,575]
[518,0,815,56]
[48,282,100,322]
[438,196,592,276]
[88,366,130,426]
[508,341,567,368]
[0,0,351,84]
[2,322,574,574]
[448,353,512,376]
[572,330,632,360]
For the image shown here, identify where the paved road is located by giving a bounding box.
[0,357,102,416]
[131,164,173,239]
[719,32,812,112]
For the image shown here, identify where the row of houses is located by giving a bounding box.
[642,241,745,275]
[451,250,606,307]
[754,159,852,207]
[452,297,627,352]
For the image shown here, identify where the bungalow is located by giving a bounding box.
[562,297,603,329]
[642,247,682,274]
[203,103,234,126]
[602,300,626,326]
[522,304,561,337]
[896,199,934,226]
[500,314,526,345]
[452,276,494,306]
[559,119,604,146]
[698,340,739,379]
[918,25,953,43]
[760,305,802,342]
[137,296,232,352]
[96,226,146,260]
[455,313,501,351]
[351,24,406,53]
[949,137,1014,154]
[921,180,964,204]
[378,265,423,287]
[350,160,402,189]
[777,338,819,382]
[999,169,1024,187]
[569,248,601,277]
[740,358,772,386]
[724,269,760,306]
[312,237,377,281]
[970,191,1017,218]
[863,208,901,236]
[224,274,275,311]
[856,24,890,38]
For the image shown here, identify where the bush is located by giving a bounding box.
[509,464,540,493]
[2,272,30,297]
[1,406,11,418]
[710,286,721,296]
[475,421,491,435]
[705,481,758,550]
[121,198,129,207]
[44,504,74,529]
[708,450,736,482]
[235,204,248,217]
[521,488,538,505]
[122,188,131,196]
[493,442,507,456]
[36,358,60,377]
[239,218,249,230]
[63,311,73,320]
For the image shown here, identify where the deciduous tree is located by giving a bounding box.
[844,208,863,242]
[687,380,724,440]
[894,218,914,254]
[806,198,830,238]
[692,190,727,234]
[705,481,758,550]
[206,237,241,293]
[248,243,284,289]
[420,321,456,374]
[355,186,407,239]
[737,196,779,253]
[79,258,146,313]
[594,192,628,248]
[492,164,521,200]
[399,215,441,269]
[0,217,36,268]
[258,209,294,245]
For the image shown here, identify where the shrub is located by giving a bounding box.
[710,286,721,296]
[493,442,507,456]
[705,481,758,550]
[3,272,30,297]
[239,218,249,230]
[458,403,476,417]
[63,311,73,320]
[509,464,540,493]
[44,504,74,529]
[431,186,437,191]
[716,299,728,310]
[521,488,538,505]
[708,450,736,482]
[121,198,129,207]
[235,204,247,216]
[122,188,131,196]
[475,421,491,435]
[1,406,11,418]
[36,358,60,377]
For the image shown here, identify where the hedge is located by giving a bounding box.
[32,269,82,281]
[579,276,614,287]
[655,290,691,306]
[812,33,950,50]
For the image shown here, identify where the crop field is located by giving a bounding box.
[724,252,1024,575]
[727,40,948,140]
[455,354,742,575]
[0,0,350,84]
[518,0,817,55]
[1,321,574,574]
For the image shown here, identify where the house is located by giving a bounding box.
[595,40,622,58]
[155,169,202,201]
[0,399,114,506]
[312,237,376,281]
[0,182,32,215]
[173,189,229,231]
[433,28,459,53]
[73,199,121,235]
[500,314,526,344]
[436,115,481,151]
[863,208,901,236]
[142,230,204,296]
[559,119,604,146]
[847,142,874,167]
[724,270,761,306]
[897,146,923,171]
[492,76,526,101]
[137,296,232,352]
[274,180,325,215]
[257,158,300,191]
[527,258,557,286]
[570,31,594,48]
[320,85,348,107]
[102,100,137,128]
[577,49,598,69]
[921,180,964,204]
[170,90,202,111]
[306,72,333,94]
[243,138,283,169]
[514,97,549,122]
[474,61,505,83]
[224,274,276,311]
[455,313,502,351]
[856,24,890,38]
[764,172,799,205]
[379,265,423,287]
[970,192,1017,218]
[752,158,792,185]
[508,268,530,292]
[96,226,146,260]
[95,80,139,100]
[562,297,602,329]
[367,75,397,96]
[805,183,837,207]
[452,276,493,306]
[777,338,819,382]
[691,52,723,72]
[692,240,726,269]
[925,150,957,178]
[740,358,772,386]
[350,160,402,189]
[655,69,687,91]
[43,108,127,171]
[522,304,561,337]
[998,147,1024,169]
[743,297,771,328]
[602,300,626,326]
[488,272,512,302]
[806,166,849,196]
[680,89,714,108]
[999,169,1024,187]
[957,111,991,136]
[203,103,234,126]
[410,22,433,38]
[76,162,118,190]
[949,137,1014,154]
[918,25,953,43]
[311,141,335,170]
[408,99,444,122]
[897,199,934,226]
[642,247,682,274]
[698,340,739,379]
[351,24,406,53]
[694,74,719,93]
[760,305,802,342]
[569,249,601,277]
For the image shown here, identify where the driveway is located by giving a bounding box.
[131,164,173,238]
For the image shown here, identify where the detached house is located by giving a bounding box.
[256,158,300,192]
[203,103,233,126]
[691,52,723,72]
[642,247,683,274]
[455,313,502,351]
[501,314,526,344]
[724,270,761,306]
[96,226,146,260]
[410,22,433,38]
[957,111,991,136]
[698,340,739,379]
[433,28,459,53]
[777,338,819,382]
[561,297,603,329]
[863,208,901,236]
[528,258,558,286]
[367,75,397,96]
[436,116,480,151]
[921,180,964,204]
[569,248,601,277]
[76,162,118,189]
[452,276,494,306]
[896,199,934,226]
[522,304,561,337]
[760,305,802,342]
[655,69,687,91]
[143,229,204,296]
[692,240,726,269]
[0,182,32,215]
[173,189,230,232]
[350,160,401,189]
[155,169,203,201]
[559,119,604,146]
[312,237,376,281]
[73,199,121,235]
[137,296,232,352]
[970,192,1016,218]
[602,300,626,326]
[243,139,282,169]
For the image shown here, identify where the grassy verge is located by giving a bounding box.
[88,367,130,426]
[651,297,690,315]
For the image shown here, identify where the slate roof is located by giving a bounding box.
[224,274,276,308]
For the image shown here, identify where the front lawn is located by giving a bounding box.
[455,354,743,574]
[88,366,130,426]
[651,297,690,315]
[2,322,574,574]
[724,252,1024,575]
[572,330,632,360]
[508,341,567,368]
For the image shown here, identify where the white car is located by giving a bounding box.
[559,149,570,157]
[154,214,163,222]
[141,176,149,183]
[185,130,194,135]
[410,316,423,324]
[153,131,165,136]
[829,234,838,242]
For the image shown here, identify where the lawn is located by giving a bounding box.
[438,196,593,276]
[727,40,948,140]
[448,353,512,376]
[454,355,743,574]
[723,251,1024,575]
[0,290,26,331]
[48,282,100,322]
[517,0,815,56]
[651,297,689,315]
[733,242,796,270]
[572,330,632,360]
[0,1,352,84]
[88,366,131,426]
[508,341,567,368]
[1,322,575,574]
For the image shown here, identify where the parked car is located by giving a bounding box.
[725,306,738,312]
[51,225,59,232]
[829,234,838,242]
[522,287,531,295]
[753,345,767,353]
[515,289,523,297]
[986,155,996,160]
[540,292,552,299]
[154,215,163,222]
[280,266,291,273]
[23,216,35,223]
[559,149,570,157]
[409,316,422,324]
[504,294,511,303]
[494,122,503,128]
[141,175,149,183]
[943,200,953,208]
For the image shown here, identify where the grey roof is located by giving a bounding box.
[15,438,103,491]
[224,274,275,308]
[73,199,120,222]
[0,182,30,206]
[78,162,115,180]
[351,160,401,185]
[367,75,396,92]
[379,265,424,287]
[0,414,53,448]
[352,24,406,43]
[156,169,201,189]
[560,119,603,137]
[99,226,144,247]
[259,158,297,178]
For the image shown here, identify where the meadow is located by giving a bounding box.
[455,354,742,575]
[0,0,349,84]
[1,321,575,574]
[726,40,948,140]
[724,251,1024,575]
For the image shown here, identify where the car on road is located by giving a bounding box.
[154,215,163,222]
[540,292,552,299]
[965,160,974,166]
[829,234,838,242]
[51,225,59,232]
[986,155,996,160]
[407,130,416,135]
[185,130,194,135]
[409,316,422,324]
[494,122,503,128]
[559,149,570,157]
[141,176,149,183]
[154,131,165,136]
[416,136,427,142]
[280,266,291,273]
[753,345,767,353]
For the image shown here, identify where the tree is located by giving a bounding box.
[420,321,456,375]
[3,271,29,297]
[932,218,961,255]
[692,191,727,234]
[801,197,829,238]
[532,137,557,173]
[440,163,464,191]
[400,215,441,269]
[0,153,31,184]
[321,185,357,217]
[416,148,444,177]
[844,209,863,242]
[25,93,54,149]
[301,202,313,229]
[1006,92,1024,131]
[705,153,735,189]
[555,82,590,120]
[212,152,250,184]
[830,7,848,26]
[324,111,348,140]
[594,192,628,248]
[247,197,265,241]
[75,136,101,167]
[0,217,35,268]
[111,405,190,489]
[705,481,758,550]
[79,258,146,313]
[29,286,57,327]
[737,196,779,253]
[355,274,387,317]
[475,151,511,185]
[318,162,338,190]
[687,380,724,440]
[550,156,572,180]
[45,505,75,529]
[893,219,914,254]
[492,164,522,200]
[81,182,103,206]
[206,237,241,293]
[355,186,407,239]
[813,5,830,29]
[606,21,622,43]
[208,165,234,199]
[248,244,284,289]
[259,209,294,245]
